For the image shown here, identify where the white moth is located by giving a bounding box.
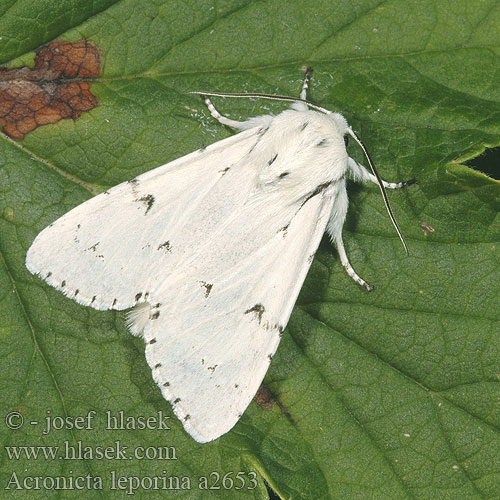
[26,69,413,443]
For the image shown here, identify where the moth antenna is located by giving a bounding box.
[188,91,332,115]
[299,66,313,101]
[347,128,409,255]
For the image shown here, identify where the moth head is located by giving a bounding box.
[188,89,409,255]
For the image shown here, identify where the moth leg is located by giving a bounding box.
[336,233,373,291]
[347,157,415,189]
[201,95,248,130]
[327,181,373,291]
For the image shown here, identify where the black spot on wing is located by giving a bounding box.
[268,153,278,166]
[247,142,257,155]
[149,338,157,345]
[316,138,329,147]
[135,292,142,301]
[137,194,155,215]
[244,303,265,324]
[279,223,289,238]
[300,182,332,208]
[219,166,231,175]
[173,398,181,404]
[61,280,66,287]
[151,311,160,320]
[269,323,285,337]
[128,178,140,196]
[278,171,290,179]
[199,281,213,298]
[300,121,309,131]
[157,241,172,253]
[154,363,162,369]
[87,242,99,252]
[247,126,269,155]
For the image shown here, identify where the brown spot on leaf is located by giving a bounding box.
[254,385,275,410]
[0,40,101,139]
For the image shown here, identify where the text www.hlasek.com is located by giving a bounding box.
[5,440,176,461]
[4,443,259,494]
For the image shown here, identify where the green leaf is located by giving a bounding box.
[1,1,500,498]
